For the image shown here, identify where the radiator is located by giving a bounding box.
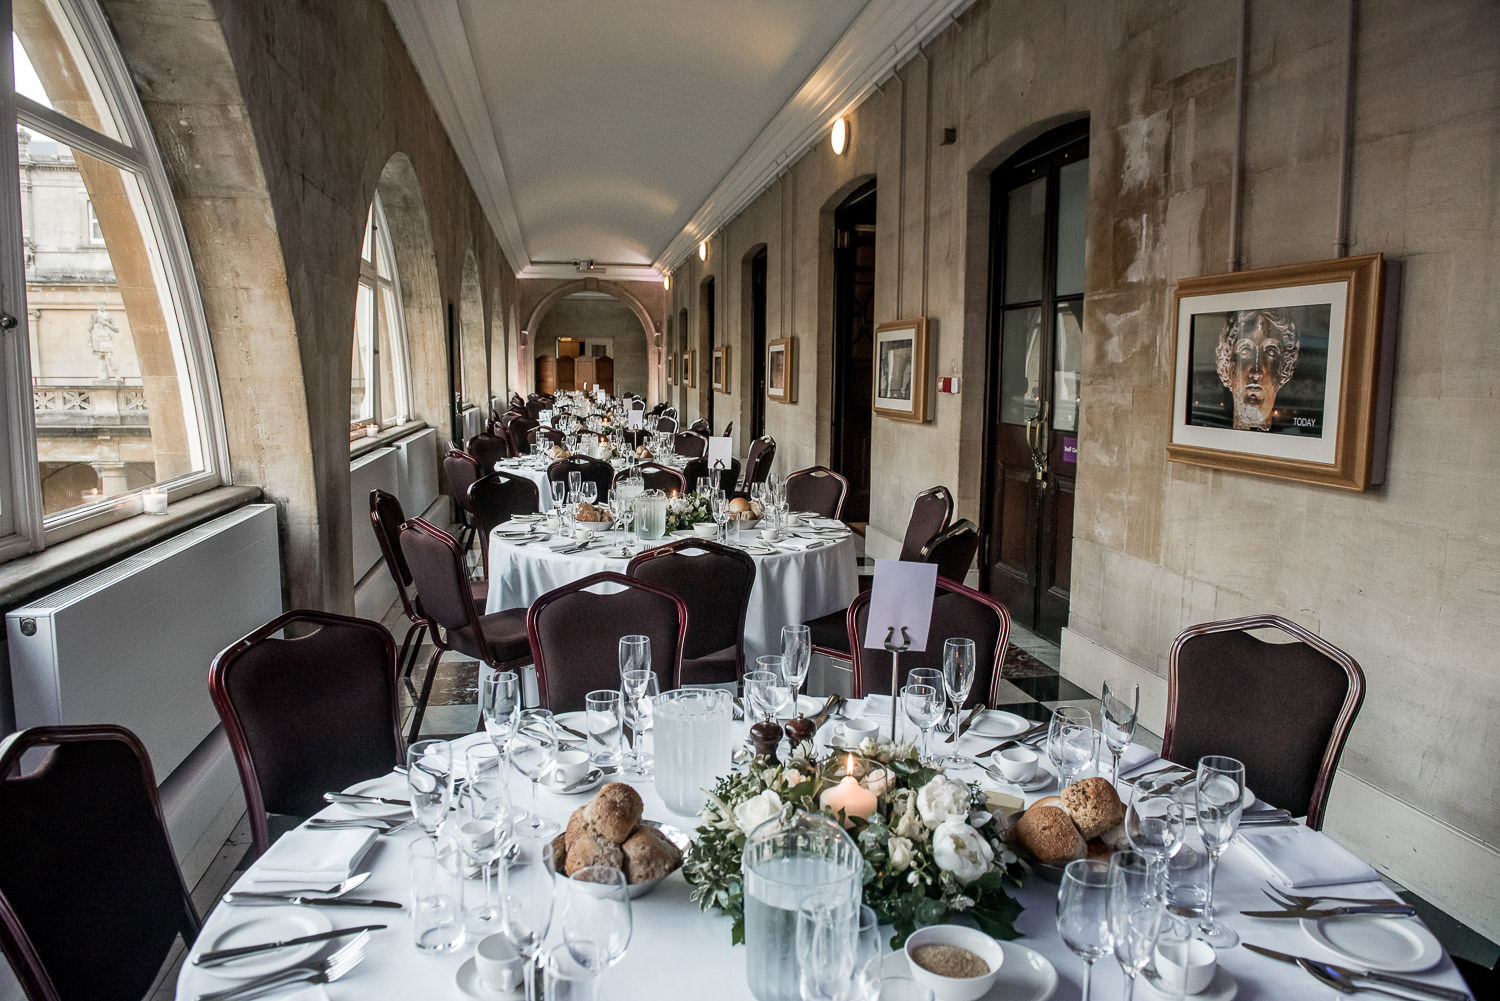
[4,504,282,779]
[460,405,485,441]
[351,446,399,581]
[392,426,438,518]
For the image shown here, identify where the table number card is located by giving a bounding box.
[627,410,644,428]
[707,436,733,468]
[539,410,554,427]
[862,560,938,651]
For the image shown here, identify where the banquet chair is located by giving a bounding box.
[688,418,711,434]
[622,427,650,449]
[509,391,526,412]
[528,425,566,448]
[681,456,741,495]
[919,519,979,582]
[0,724,201,1001]
[616,461,686,494]
[784,465,849,519]
[898,485,954,560]
[547,455,614,498]
[847,576,1011,704]
[741,435,776,488]
[210,609,403,856]
[466,431,511,469]
[722,421,733,437]
[506,414,540,454]
[627,539,756,686]
[672,430,707,457]
[443,449,483,558]
[1162,614,1365,830]
[524,396,549,420]
[469,471,542,581]
[655,415,678,433]
[527,571,687,711]
[370,488,469,692]
[400,518,532,742]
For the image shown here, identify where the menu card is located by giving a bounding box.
[862,560,938,651]
[706,436,733,468]
[627,410,644,428]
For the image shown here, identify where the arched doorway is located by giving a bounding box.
[524,280,658,402]
[832,180,876,524]
[745,245,768,439]
[700,276,715,432]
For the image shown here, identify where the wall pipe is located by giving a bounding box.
[1227,0,1249,272]
[1334,0,1359,257]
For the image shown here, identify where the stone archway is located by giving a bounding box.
[522,278,661,404]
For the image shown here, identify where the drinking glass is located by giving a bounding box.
[1125,777,1186,895]
[550,480,566,510]
[510,709,558,829]
[621,492,637,550]
[1101,679,1140,785]
[743,669,776,724]
[711,488,729,542]
[406,738,453,838]
[409,836,465,953]
[901,683,942,763]
[1194,755,1245,947]
[481,670,522,752]
[580,481,598,505]
[455,777,512,931]
[937,638,977,767]
[621,669,659,777]
[568,470,582,499]
[561,865,632,974]
[584,689,625,771]
[499,831,556,1001]
[781,625,812,705]
[1057,858,1114,1001]
[1047,705,1098,787]
[1108,851,1161,1001]
[697,476,714,497]
[754,654,792,721]
[850,904,883,1001]
[796,891,858,1001]
[619,635,653,772]
[542,944,600,1001]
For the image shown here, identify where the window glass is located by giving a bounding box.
[999,306,1042,425]
[1003,177,1046,303]
[350,194,409,433]
[1055,159,1088,297]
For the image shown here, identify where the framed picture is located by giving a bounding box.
[1167,253,1398,491]
[873,318,929,422]
[666,351,676,385]
[767,337,796,402]
[711,346,730,392]
[684,351,696,387]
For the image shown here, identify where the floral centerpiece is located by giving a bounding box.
[665,491,712,532]
[683,740,1024,947]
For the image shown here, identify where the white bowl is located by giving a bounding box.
[1155,937,1217,995]
[903,925,1005,1001]
[691,522,717,538]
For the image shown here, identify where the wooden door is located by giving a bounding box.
[982,124,1088,641]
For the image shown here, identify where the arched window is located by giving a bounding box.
[351,192,411,434]
[1,0,224,559]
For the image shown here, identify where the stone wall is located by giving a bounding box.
[532,296,650,399]
[666,0,1500,935]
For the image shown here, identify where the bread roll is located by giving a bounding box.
[565,806,593,849]
[1014,804,1087,865]
[565,831,624,876]
[621,825,682,883]
[575,502,608,523]
[728,496,751,515]
[1060,777,1125,839]
[1085,838,1113,860]
[551,831,569,870]
[583,782,643,844]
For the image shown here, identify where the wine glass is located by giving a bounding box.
[499,831,556,1001]
[481,670,521,752]
[580,481,598,505]
[1101,679,1140,785]
[796,891,858,1001]
[781,625,812,710]
[1108,851,1162,1001]
[937,638,976,767]
[406,738,452,838]
[621,670,659,777]
[1047,705,1098,787]
[550,480,566,511]
[1057,858,1114,1001]
[901,683,942,764]
[568,470,582,499]
[754,654,791,722]
[1194,755,1246,947]
[561,865,632,978]
[510,709,558,830]
[1125,777,1186,896]
[850,904,883,1001]
[542,944,600,1001]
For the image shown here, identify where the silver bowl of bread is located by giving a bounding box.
[1008,776,1129,881]
[552,782,687,898]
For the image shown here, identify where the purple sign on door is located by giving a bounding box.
[1063,437,1078,463]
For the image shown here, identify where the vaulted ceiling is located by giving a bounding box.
[384,0,974,282]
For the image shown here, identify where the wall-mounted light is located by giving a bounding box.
[698,239,708,261]
[831,116,849,156]
[663,273,671,291]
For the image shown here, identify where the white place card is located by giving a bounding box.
[627,410,644,428]
[862,560,938,651]
[539,410,553,426]
[706,436,733,468]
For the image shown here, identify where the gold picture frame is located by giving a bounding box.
[666,351,676,385]
[1167,253,1398,491]
[767,337,796,403]
[685,350,696,388]
[711,346,730,392]
[872,318,929,422]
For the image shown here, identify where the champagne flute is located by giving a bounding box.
[1048,705,1098,787]
[901,683,942,764]
[1194,755,1246,947]
[937,638,976,767]
[619,635,652,773]
[755,654,792,722]
[455,777,511,930]
[568,470,582,499]
[550,480,566,511]
[1108,851,1161,1001]
[561,865,632,977]
[1125,778,1186,895]
[500,831,556,1001]
[481,670,521,752]
[1057,858,1114,1001]
[796,891,858,1001]
[406,738,452,838]
[510,709,558,830]
[621,670,659,777]
[711,488,729,543]
[1101,679,1140,785]
[781,625,812,708]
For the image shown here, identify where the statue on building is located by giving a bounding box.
[88,302,118,380]
[1214,308,1300,431]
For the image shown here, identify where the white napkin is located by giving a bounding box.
[496,521,534,533]
[248,828,375,888]
[536,536,575,551]
[807,518,845,530]
[776,537,820,551]
[1114,745,1161,777]
[1237,824,1380,888]
[859,694,893,720]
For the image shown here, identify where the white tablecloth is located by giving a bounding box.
[176,717,1473,1001]
[485,528,857,661]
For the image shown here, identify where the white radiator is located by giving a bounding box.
[4,504,282,778]
[351,446,399,581]
[460,405,485,441]
[393,426,439,517]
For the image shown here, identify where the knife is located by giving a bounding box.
[975,723,1047,757]
[323,792,409,807]
[554,722,589,741]
[224,892,404,909]
[945,703,987,743]
[1239,904,1416,919]
[194,924,387,966]
[1243,943,1470,1001]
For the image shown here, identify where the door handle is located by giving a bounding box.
[1025,402,1051,487]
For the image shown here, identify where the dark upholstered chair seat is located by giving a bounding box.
[680,644,740,686]
[447,608,530,664]
[805,607,851,658]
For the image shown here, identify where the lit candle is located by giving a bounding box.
[819,754,877,824]
[143,487,168,515]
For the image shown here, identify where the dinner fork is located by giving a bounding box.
[194,931,368,1001]
[1263,887,1405,910]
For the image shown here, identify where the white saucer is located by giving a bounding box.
[1142,965,1237,1000]
[883,938,1058,1000]
[455,957,523,999]
[336,773,410,819]
[1301,913,1442,973]
[198,906,333,978]
[967,710,1032,739]
[1007,760,1056,793]
[538,768,605,795]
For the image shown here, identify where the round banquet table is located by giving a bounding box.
[176,717,1473,1001]
[484,525,857,661]
[493,456,691,512]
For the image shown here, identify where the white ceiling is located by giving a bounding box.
[384,0,973,282]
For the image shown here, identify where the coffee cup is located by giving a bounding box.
[553,749,589,786]
[785,512,803,526]
[1155,935,1217,994]
[692,521,718,539]
[995,746,1039,783]
[573,527,593,542]
[833,718,880,746]
[474,933,523,992]
[760,527,780,543]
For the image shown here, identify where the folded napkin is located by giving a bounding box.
[859,694,893,720]
[248,828,375,888]
[776,537,820,551]
[807,518,845,530]
[535,536,575,551]
[496,521,534,533]
[1237,824,1379,888]
[1115,745,1162,778]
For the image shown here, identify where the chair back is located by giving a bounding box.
[369,488,421,621]
[506,415,539,453]
[741,435,777,488]
[529,425,566,447]
[848,577,1010,707]
[784,465,849,519]
[616,461,686,494]
[509,392,526,412]
[673,430,707,457]
[527,572,687,711]
[920,519,979,581]
[688,418,710,434]
[628,540,756,684]
[210,611,402,856]
[629,397,646,411]
[469,472,542,579]
[0,725,200,1001]
[400,517,486,636]
[547,455,613,498]
[1163,615,1364,829]
[466,431,511,468]
[524,397,549,420]
[898,485,954,560]
[444,450,482,518]
[655,415,678,433]
[681,456,740,495]
[722,421,734,437]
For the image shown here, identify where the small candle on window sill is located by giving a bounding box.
[143,488,168,515]
[365,424,379,438]
[84,488,100,503]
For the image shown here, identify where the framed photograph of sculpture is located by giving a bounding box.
[685,351,696,388]
[872,318,929,422]
[767,337,796,402]
[711,346,730,392]
[1167,253,1399,491]
[666,351,676,385]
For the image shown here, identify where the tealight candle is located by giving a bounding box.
[820,754,877,823]
[143,488,168,515]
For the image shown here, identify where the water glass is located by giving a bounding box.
[561,865,632,972]
[481,670,522,752]
[407,738,453,837]
[1109,851,1160,1001]
[901,683,942,763]
[510,710,558,829]
[410,836,465,953]
[796,891,858,1001]
[584,689,625,770]
[1057,858,1114,1001]
[781,625,812,701]
[500,832,556,1001]
[1101,679,1140,785]
[697,476,714,497]
[1126,778,1187,894]
[1194,755,1245,947]
[850,904,883,1001]
[543,944,601,1001]
[755,654,792,719]
[1047,705,1098,787]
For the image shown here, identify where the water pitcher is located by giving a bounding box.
[653,688,732,815]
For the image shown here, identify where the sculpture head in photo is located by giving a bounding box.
[1215,308,1301,430]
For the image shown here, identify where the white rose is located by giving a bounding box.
[931,819,995,884]
[916,776,971,829]
[894,805,924,839]
[733,789,783,834]
[888,836,914,872]
[782,770,805,787]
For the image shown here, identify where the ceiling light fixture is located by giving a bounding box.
[572,259,606,273]
[698,240,708,261]
[831,116,849,155]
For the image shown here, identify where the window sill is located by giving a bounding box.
[0,485,263,608]
[350,420,429,460]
